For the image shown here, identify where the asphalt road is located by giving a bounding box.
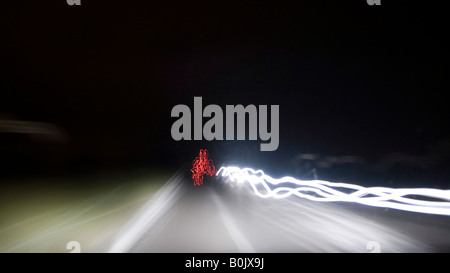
[105,169,450,253]
[2,167,450,253]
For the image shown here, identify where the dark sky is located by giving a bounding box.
[0,1,448,176]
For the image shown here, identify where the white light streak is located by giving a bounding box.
[107,173,184,253]
[217,166,450,216]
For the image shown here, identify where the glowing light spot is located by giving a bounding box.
[191,149,216,186]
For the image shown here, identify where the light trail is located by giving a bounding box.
[107,171,185,253]
[217,166,450,216]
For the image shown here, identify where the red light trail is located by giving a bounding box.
[191,149,216,186]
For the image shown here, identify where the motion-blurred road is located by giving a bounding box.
[107,169,450,253]
[2,168,450,253]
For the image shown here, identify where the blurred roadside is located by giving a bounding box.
[0,113,71,178]
[290,139,450,188]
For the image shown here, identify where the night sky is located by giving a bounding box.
[0,1,448,185]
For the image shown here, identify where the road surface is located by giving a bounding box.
[2,167,450,253]
[106,169,450,253]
